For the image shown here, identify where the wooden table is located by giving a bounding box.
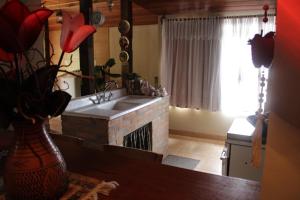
[0,133,260,200]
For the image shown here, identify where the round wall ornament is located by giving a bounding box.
[119,51,129,63]
[118,20,130,34]
[119,36,129,50]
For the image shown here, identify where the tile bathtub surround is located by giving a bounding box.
[61,96,169,156]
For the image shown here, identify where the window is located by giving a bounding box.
[220,16,275,116]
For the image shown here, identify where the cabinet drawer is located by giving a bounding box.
[229,144,264,181]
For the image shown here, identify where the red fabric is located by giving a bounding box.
[0,0,53,53]
[60,12,96,53]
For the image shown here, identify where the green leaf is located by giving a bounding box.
[0,79,17,107]
[94,65,103,74]
[105,58,116,68]
[46,90,71,117]
[22,65,59,97]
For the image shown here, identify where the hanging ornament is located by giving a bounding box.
[262,4,269,23]
[248,4,275,68]
[249,4,274,168]
[107,0,114,11]
[248,31,275,68]
[56,9,63,24]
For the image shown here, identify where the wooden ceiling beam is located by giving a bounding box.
[47,0,276,30]
[79,0,95,95]
[132,0,276,15]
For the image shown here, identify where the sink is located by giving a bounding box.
[64,93,161,120]
[75,99,141,114]
[112,101,141,110]
[61,89,169,157]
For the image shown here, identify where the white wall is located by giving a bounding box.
[169,107,233,138]
[132,25,161,85]
[109,24,161,86]
[108,28,122,75]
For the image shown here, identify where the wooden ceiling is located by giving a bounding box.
[133,0,277,14]
[45,0,277,30]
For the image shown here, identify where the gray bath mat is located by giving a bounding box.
[162,155,200,170]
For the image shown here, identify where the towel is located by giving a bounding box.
[251,114,263,168]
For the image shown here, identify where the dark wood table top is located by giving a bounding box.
[0,132,260,200]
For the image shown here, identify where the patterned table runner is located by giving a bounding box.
[0,172,119,200]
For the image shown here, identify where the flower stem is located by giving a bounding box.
[58,52,65,67]
[23,53,42,97]
[14,54,21,89]
[58,69,94,80]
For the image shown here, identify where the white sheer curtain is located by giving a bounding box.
[160,17,222,111]
[220,16,275,116]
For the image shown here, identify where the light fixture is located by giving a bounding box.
[56,9,63,24]
[107,0,114,11]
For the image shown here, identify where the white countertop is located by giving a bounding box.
[227,118,255,145]
[62,90,162,120]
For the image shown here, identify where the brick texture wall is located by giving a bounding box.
[62,96,169,156]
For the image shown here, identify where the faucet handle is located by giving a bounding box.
[89,97,97,104]
[107,91,113,101]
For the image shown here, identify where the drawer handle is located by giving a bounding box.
[220,149,228,160]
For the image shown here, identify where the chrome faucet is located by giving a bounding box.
[89,81,118,104]
[103,80,118,101]
[89,91,105,104]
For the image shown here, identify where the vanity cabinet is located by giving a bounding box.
[221,118,265,181]
[61,90,169,157]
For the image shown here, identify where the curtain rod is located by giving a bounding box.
[162,14,276,22]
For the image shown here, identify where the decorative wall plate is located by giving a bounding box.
[92,11,105,27]
[119,36,129,50]
[118,20,130,34]
[119,51,129,63]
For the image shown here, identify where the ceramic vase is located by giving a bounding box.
[4,120,68,200]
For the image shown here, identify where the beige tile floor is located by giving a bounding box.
[168,134,225,175]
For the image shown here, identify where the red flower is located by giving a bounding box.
[0,0,53,53]
[0,48,13,62]
[60,12,96,53]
